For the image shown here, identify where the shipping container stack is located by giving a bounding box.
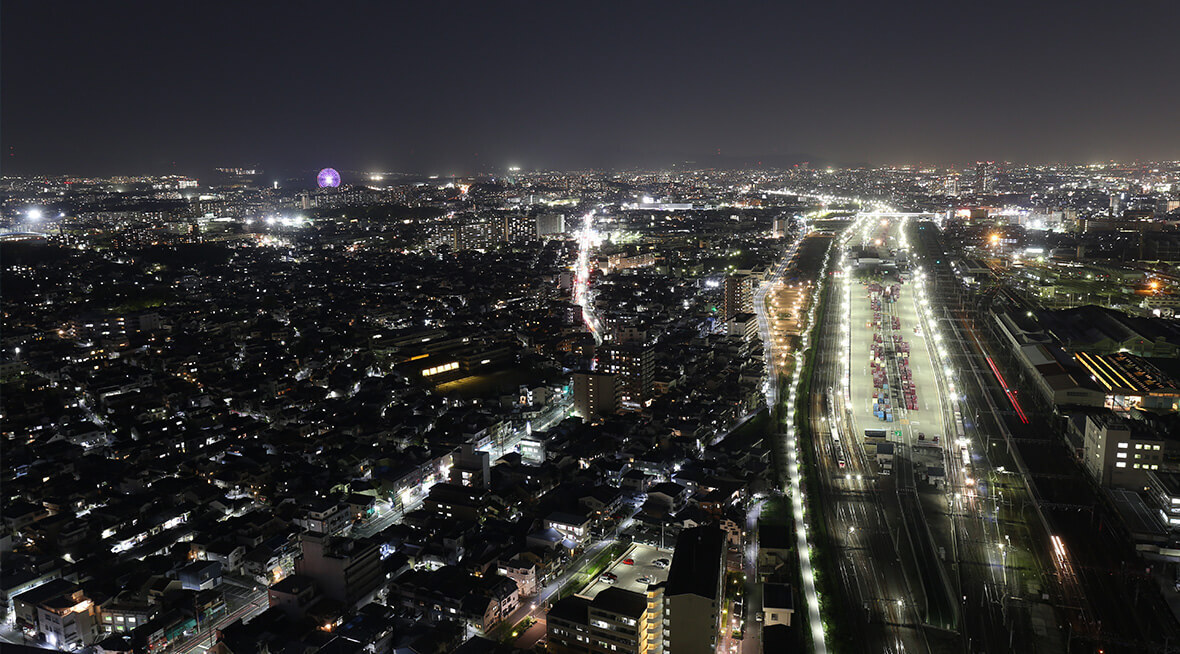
[881,281,917,418]
[867,281,893,422]
[863,277,921,422]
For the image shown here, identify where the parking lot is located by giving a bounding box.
[577,543,672,598]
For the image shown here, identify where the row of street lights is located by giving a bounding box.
[907,218,1019,631]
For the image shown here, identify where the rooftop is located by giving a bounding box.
[665,525,724,599]
[590,587,648,618]
[1075,351,1180,395]
[762,582,794,611]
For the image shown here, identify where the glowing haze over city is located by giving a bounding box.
[2,2,1180,654]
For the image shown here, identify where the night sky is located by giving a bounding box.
[4,0,1179,176]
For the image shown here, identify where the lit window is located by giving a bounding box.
[1135,444,1143,450]
[1133,464,1140,469]
[1117,442,1129,448]
[1117,452,1127,459]
[1116,462,1127,468]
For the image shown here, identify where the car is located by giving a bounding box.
[622,558,634,565]
[755,612,764,622]
[637,576,653,584]
[918,432,925,441]
[652,558,670,568]
[599,573,617,584]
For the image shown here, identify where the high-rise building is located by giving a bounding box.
[457,220,501,251]
[944,174,960,196]
[295,532,382,608]
[1110,192,1124,217]
[722,274,751,322]
[573,370,619,419]
[974,161,995,194]
[537,212,567,238]
[547,587,658,654]
[596,342,655,406]
[503,212,533,241]
[657,526,725,654]
[771,217,790,239]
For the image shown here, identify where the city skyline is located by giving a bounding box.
[5,1,1180,176]
[6,2,1180,653]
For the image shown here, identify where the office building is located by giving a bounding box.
[944,174,960,196]
[520,436,546,465]
[975,161,995,194]
[1145,470,1180,532]
[1082,412,1165,488]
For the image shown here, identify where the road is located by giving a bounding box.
[574,209,604,344]
[173,590,269,654]
[509,514,638,649]
[754,218,833,653]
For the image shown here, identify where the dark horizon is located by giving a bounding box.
[4,1,1180,177]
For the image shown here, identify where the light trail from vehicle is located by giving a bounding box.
[574,210,604,345]
[984,356,1030,424]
